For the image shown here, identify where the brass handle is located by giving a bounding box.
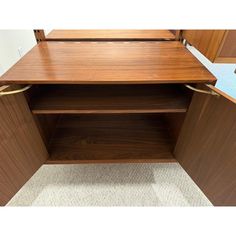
[0,85,32,96]
[184,84,220,97]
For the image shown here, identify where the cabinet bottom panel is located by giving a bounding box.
[46,114,176,164]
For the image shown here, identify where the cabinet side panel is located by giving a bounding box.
[174,85,236,206]
[0,90,48,205]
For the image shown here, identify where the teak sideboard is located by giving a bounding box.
[0,30,236,206]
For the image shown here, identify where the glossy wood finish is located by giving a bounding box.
[30,84,189,114]
[175,84,236,206]
[0,41,216,85]
[0,86,48,205]
[47,114,176,164]
[46,30,175,41]
[182,30,236,63]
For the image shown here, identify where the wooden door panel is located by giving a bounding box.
[216,31,236,62]
[174,85,236,206]
[182,30,226,62]
[0,88,48,205]
[182,30,236,63]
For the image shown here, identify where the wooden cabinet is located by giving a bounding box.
[0,30,236,206]
[182,30,236,63]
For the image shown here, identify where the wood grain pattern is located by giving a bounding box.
[46,30,175,41]
[174,84,236,206]
[30,84,189,114]
[182,30,226,62]
[47,114,176,164]
[0,86,48,205]
[0,41,216,84]
[218,31,236,59]
[182,30,236,63]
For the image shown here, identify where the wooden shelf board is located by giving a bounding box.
[46,30,176,41]
[0,41,216,85]
[30,85,189,114]
[47,114,176,164]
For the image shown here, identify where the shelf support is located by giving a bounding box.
[0,85,32,96]
[185,84,220,97]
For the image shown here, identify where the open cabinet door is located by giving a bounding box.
[181,30,236,63]
[175,84,236,206]
[0,88,48,205]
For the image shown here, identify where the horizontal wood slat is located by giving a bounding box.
[0,41,216,84]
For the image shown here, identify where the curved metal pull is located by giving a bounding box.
[185,84,220,97]
[0,85,32,96]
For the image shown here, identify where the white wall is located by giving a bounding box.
[0,30,52,76]
[0,30,37,76]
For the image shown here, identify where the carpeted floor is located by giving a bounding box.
[7,163,212,206]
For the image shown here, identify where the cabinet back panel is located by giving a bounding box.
[47,114,177,164]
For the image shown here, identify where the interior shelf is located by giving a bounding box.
[46,114,176,164]
[30,85,189,114]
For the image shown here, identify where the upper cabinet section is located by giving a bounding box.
[182,30,236,63]
[0,41,216,85]
[46,30,176,41]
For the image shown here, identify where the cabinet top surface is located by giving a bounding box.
[47,30,176,40]
[0,41,216,84]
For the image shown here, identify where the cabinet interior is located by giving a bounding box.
[28,84,192,163]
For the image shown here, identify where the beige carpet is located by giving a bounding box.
[7,163,212,206]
